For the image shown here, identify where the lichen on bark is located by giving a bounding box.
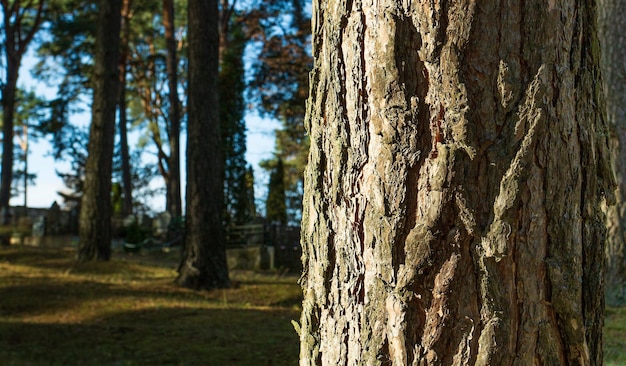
[299,1,613,365]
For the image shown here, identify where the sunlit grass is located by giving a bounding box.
[0,246,301,365]
[3,246,626,364]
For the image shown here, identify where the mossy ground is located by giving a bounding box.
[0,245,301,365]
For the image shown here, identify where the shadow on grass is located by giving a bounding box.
[0,280,184,318]
[1,278,302,318]
[1,246,302,365]
[0,307,299,366]
[0,246,178,274]
[0,247,76,270]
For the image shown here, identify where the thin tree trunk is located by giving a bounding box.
[78,0,122,261]
[119,0,133,217]
[164,0,182,219]
[177,0,229,290]
[218,0,231,61]
[299,1,614,364]
[0,0,44,225]
[23,125,28,213]
[0,64,18,225]
[599,0,626,306]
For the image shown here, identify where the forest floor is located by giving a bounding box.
[0,245,301,365]
[0,245,625,365]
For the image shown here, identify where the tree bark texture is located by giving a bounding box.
[78,0,122,261]
[299,1,614,365]
[177,0,230,290]
[598,0,626,306]
[164,0,182,219]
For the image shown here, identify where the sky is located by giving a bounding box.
[12,54,281,214]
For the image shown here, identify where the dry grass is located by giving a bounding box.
[0,246,301,365]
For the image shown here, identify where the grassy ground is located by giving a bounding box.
[605,306,626,365]
[0,246,302,365]
[1,245,625,365]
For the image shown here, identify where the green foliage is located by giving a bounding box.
[120,219,150,244]
[266,158,287,225]
[33,0,175,213]
[250,0,311,223]
[34,0,97,97]
[125,0,188,216]
[221,18,253,226]
[33,2,99,208]
[111,182,123,217]
[8,89,47,198]
[54,124,89,207]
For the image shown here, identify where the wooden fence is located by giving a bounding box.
[226,223,302,272]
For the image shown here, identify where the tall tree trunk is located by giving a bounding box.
[164,0,182,219]
[0,0,44,225]
[0,64,18,225]
[78,0,122,261]
[177,0,230,290]
[119,0,133,217]
[598,0,626,306]
[23,127,28,213]
[299,1,614,365]
[218,0,231,61]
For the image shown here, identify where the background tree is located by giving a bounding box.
[78,0,122,261]
[220,19,251,226]
[162,0,182,219]
[118,0,134,216]
[12,89,46,212]
[177,0,229,290]
[0,0,45,224]
[243,165,256,219]
[54,124,88,207]
[36,0,185,218]
[599,0,626,305]
[35,1,97,206]
[249,0,311,224]
[126,0,187,219]
[298,1,613,364]
[265,157,286,225]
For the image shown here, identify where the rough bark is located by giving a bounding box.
[0,0,44,224]
[176,0,230,290]
[598,0,626,306]
[164,0,182,219]
[78,0,122,261]
[299,1,614,365]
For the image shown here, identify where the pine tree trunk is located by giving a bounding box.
[177,0,230,290]
[0,63,18,225]
[299,1,614,364]
[78,0,122,261]
[598,0,626,306]
[119,0,133,217]
[164,0,182,219]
